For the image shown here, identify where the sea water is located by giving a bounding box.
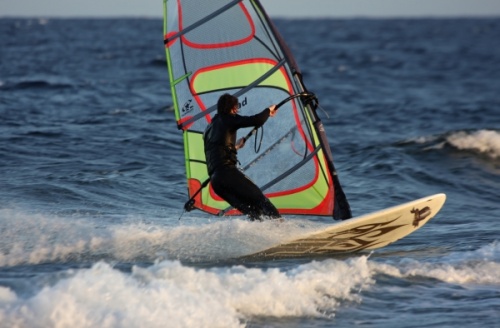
[0,18,499,327]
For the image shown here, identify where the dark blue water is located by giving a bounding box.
[1,17,499,327]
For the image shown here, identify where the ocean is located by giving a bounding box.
[0,17,499,327]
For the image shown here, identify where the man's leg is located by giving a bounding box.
[211,168,280,220]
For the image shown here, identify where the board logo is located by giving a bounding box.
[182,99,194,115]
[411,206,431,227]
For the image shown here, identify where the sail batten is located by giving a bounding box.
[163,0,352,220]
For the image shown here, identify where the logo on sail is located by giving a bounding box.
[238,97,248,110]
[182,99,194,115]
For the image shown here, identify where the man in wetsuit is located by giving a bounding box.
[203,93,281,221]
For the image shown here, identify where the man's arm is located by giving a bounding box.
[232,105,277,129]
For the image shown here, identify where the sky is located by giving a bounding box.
[1,0,500,18]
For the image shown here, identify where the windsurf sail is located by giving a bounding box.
[163,0,352,220]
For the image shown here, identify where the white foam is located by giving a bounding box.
[446,129,500,159]
[0,257,374,327]
[109,108,132,115]
[0,209,328,266]
[371,241,500,285]
[0,287,16,304]
[3,209,498,326]
[411,134,440,145]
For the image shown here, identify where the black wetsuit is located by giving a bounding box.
[204,108,280,221]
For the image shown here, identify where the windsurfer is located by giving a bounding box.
[204,93,281,221]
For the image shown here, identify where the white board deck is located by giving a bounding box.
[242,193,446,260]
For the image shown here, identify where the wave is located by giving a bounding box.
[444,130,500,159]
[0,74,77,91]
[0,209,374,325]
[0,256,373,327]
[1,210,498,326]
[2,209,498,281]
[371,241,500,285]
[1,80,74,90]
[0,209,329,267]
[402,129,500,160]
[0,231,498,327]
